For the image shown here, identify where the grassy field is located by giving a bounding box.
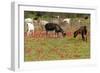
[24,33,90,61]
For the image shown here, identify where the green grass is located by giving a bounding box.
[24,36,90,61]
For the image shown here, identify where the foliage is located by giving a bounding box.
[24,11,90,20]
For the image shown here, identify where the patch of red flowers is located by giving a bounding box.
[66,32,72,37]
[25,48,33,56]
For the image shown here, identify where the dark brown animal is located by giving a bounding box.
[45,23,66,37]
[73,26,87,41]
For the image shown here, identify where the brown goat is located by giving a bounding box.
[73,26,87,41]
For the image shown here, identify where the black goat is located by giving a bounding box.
[73,26,87,41]
[45,23,66,37]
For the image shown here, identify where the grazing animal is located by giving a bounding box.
[45,23,66,37]
[39,20,48,30]
[63,18,71,24]
[27,22,34,36]
[33,18,48,30]
[25,18,34,36]
[73,26,87,41]
[33,18,48,25]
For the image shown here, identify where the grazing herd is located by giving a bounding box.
[25,17,88,41]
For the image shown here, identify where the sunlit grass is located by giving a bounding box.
[24,35,90,61]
